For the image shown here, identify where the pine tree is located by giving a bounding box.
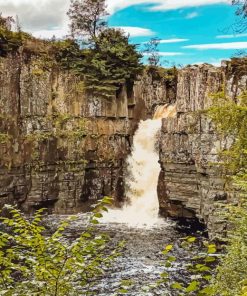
[79,28,143,98]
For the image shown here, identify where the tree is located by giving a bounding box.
[15,15,22,33]
[78,28,143,98]
[232,0,247,32]
[67,0,108,42]
[0,13,14,30]
[143,37,161,67]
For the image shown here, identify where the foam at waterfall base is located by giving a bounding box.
[102,105,176,228]
[101,190,162,228]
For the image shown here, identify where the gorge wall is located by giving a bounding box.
[158,59,247,238]
[0,48,246,237]
[0,51,172,213]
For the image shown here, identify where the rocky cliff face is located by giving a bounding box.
[0,51,171,213]
[158,60,247,238]
[1,48,245,237]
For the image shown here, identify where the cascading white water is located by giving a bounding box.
[102,104,176,227]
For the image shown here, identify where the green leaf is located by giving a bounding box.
[203,275,212,281]
[118,288,128,293]
[171,282,183,290]
[186,281,199,292]
[82,232,92,238]
[198,286,214,295]
[187,236,196,243]
[204,256,216,263]
[207,244,217,254]
[165,244,173,251]
[196,264,211,272]
[167,256,176,262]
[160,271,168,278]
[94,213,103,219]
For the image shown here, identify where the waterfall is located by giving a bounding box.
[102,104,176,227]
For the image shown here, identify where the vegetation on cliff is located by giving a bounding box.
[0,14,31,57]
[207,90,247,296]
[0,3,143,100]
[158,88,247,295]
[79,28,143,98]
[66,0,143,98]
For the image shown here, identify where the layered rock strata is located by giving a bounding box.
[158,60,247,237]
[0,52,172,213]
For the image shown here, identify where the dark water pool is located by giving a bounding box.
[45,214,205,296]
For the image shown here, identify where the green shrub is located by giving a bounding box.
[154,237,218,295]
[0,197,123,296]
[0,26,32,57]
[207,91,247,174]
[157,89,247,296]
[211,203,247,296]
[206,91,247,295]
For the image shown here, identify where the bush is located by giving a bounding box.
[0,28,22,56]
[206,91,247,296]
[157,89,247,296]
[211,203,247,296]
[154,237,218,295]
[0,197,123,296]
[208,91,247,175]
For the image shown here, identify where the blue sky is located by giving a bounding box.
[109,2,247,66]
[1,0,247,66]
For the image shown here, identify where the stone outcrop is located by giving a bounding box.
[158,60,247,238]
[0,53,128,213]
[1,46,245,238]
[0,52,171,213]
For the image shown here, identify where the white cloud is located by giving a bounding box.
[114,26,155,37]
[183,41,247,50]
[106,0,231,14]
[0,0,231,38]
[216,33,247,39]
[0,0,70,38]
[159,38,189,43]
[143,52,184,56]
[185,12,199,19]
[31,28,68,39]
[193,58,230,66]
[159,52,184,56]
[211,61,223,66]
[193,61,221,66]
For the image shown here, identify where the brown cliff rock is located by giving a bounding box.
[158,61,247,238]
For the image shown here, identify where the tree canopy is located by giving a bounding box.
[79,28,143,98]
[67,0,108,42]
